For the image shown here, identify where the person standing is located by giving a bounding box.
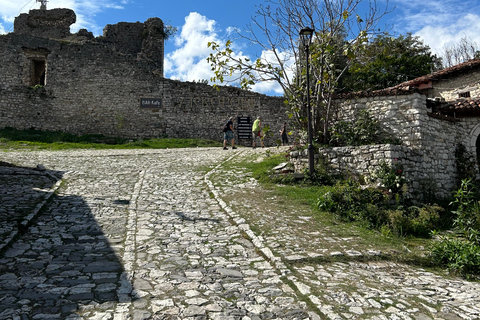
[280,122,288,146]
[223,117,237,150]
[252,116,264,148]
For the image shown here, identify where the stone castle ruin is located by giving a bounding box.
[0,7,287,145]
[3,6,480,200]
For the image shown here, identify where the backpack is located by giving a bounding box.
[222,122,229,132]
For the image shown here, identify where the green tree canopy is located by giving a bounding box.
[340,33,442,92]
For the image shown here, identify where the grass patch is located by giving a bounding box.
[216,152,427,259]
[225,152,480,279]
[0,127,222,150]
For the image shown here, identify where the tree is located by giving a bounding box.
[442,36,480,68]
[207,0,392,143]
[341,33,442,92]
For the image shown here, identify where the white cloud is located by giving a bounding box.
[392,0,480,58]
[252,80,284,95]
[165,12,221,83]
[251,49,295,96]
[165,12,287,96]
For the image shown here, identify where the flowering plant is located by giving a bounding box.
[371,159,406,194]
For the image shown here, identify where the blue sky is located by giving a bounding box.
[1,0,480,96]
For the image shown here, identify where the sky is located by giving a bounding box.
[1,0,480,96]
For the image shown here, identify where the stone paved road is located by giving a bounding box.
[0,148,479,320]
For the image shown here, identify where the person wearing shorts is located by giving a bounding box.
[223,117,237,150]
[252,116,264,148]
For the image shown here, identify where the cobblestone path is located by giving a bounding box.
[0,148,479,320]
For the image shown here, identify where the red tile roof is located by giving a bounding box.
[333,86,420,99]
[394,58,480,89]
[332,58,480,118]
[437,98,480,116]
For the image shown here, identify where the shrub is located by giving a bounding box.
[370,159,406,195]
[329,109,400,147]
[450,179,480,244]
[428,179,480,279]
[388,205,443,237]
[317,181,388,226]
[429,236,480,279]
[316,179,444,238]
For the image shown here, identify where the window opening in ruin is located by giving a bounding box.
[31,59,46,86]
[23,48,50,87]
[459,91,471,98]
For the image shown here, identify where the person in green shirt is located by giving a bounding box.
[252,116,264,148]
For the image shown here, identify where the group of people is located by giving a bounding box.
[223,116,288,150]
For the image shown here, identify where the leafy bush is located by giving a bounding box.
[316,179,444,238]
[317,181,388,227]
[370,159,406,195]
[329,110,400,147]
[429,236,480,279]
[451,179,480,245]
[388,205,442,237]
[428,179,480,278]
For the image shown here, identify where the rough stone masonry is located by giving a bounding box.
[0,8,289,146]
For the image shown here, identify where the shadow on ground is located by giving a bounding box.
[0,162,135,318]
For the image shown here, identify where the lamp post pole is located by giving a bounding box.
[300,27,315,176]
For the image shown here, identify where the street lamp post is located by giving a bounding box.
[299,27,315,176]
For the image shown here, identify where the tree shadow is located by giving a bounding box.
[0,163,135,318]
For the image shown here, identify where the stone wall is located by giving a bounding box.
[0,25,289,146]
[430,70,480,101]
[291,93,475,199]
[335,93,427,149]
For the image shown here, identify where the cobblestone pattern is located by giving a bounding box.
[1,148,480,320]
[0,164,63,252]
[0,149,311,319]
[211,148,480,320]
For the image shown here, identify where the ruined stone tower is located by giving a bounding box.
[12,7,165,76]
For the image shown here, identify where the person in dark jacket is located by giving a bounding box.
[223,117,237,150]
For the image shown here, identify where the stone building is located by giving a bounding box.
[291,59,480,199]
[0,8,288,146]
